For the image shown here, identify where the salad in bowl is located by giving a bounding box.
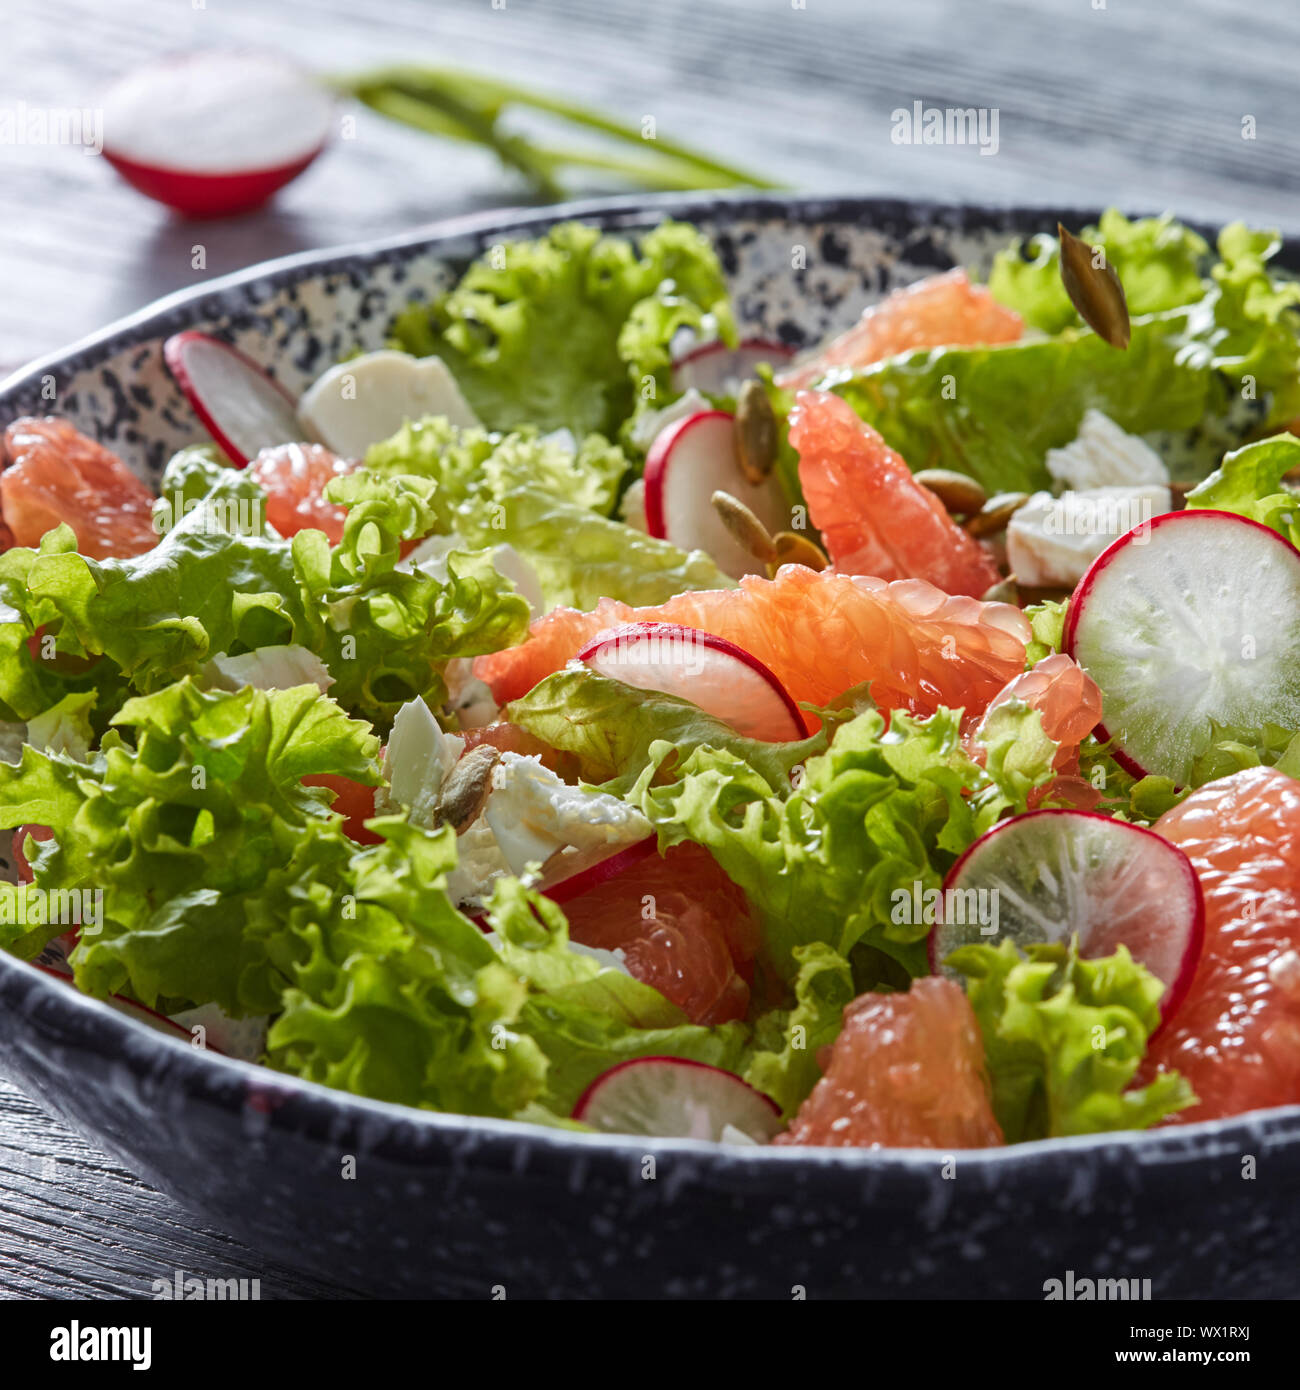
[0,209,1297,1152]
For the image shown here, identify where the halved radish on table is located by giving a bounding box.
[928,808,1205,1022]
[670,339,795,395]
[577,621,807,741]
[1065,509,1300,783]
[573,1057,783,1141]
[164,331,304,467]
[643,411,788,579]
[101,52,333,217]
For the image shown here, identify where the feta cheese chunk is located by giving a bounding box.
[444,753,651,906]
[205,644,333,694]
[401,532,544,618]
[1007,485,1174,588]
[629,387,712,452]
[298,350,480,460]
[619,478,648,534]
[1045,409,1169,491]
[485,754,651,877]
[381,696,464,826]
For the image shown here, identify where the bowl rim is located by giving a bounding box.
[2,189,1298,1173]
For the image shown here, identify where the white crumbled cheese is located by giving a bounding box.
[445,816,511,906]
[1045,409,1169,491]
[490,544,545,618]
[1007,485,1174,587]
[380,696,464,826]
[401,533,544,619]
[539,427,578,455]
[205,644,334,694]
[298,349,480,460]
[167,1003,270,1064]
[400,530,462,577]
[629,387,712,451]
[484,753,651,877]
[619,478,648,534]
[446,753,651,906]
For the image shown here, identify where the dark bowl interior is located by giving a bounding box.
[1,192,1297,1299]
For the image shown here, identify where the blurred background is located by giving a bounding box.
[3,0,1298,374]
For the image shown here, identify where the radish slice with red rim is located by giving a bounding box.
[540,835,659,904]
[32,963,210,1047]
[101,52,332,217]
[164,331,304,466]
[577,621,807,741]
[1064,508,1300,783]
[643,410,789,580]
[573,1056,783,1141]
[671,339,795,395]
[928,808,1205,1022]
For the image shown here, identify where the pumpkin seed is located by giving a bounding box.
[1058,222,1131,349]
[979,577,1019,605]
[768,530,828,575]
[434,744,499,833]
[712,489,777,561]
[914,468,987,515]
[965,491,1031,538]
[734,380,779,483]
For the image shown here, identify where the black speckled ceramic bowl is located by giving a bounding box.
[1,194,1297,1300]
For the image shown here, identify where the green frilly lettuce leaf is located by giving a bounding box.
[947,937,1196,1140]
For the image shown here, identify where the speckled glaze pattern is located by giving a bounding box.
[0,194,1297,1299]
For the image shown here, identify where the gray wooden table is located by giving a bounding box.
[1,0,1298,1299]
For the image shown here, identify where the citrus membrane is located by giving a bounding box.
[1143,767,1300,1121]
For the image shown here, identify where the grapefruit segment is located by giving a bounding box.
[775,268,1024,391]
[0,418,158,559]
[790,389,1001,596]
[555,840,759,1026]
[774,976,1004,1148]
[247,442,355,543]
[474,564,1030,722]
[1143,766,1300,1122]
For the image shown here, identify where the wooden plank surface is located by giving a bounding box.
[1,0,1298,1299]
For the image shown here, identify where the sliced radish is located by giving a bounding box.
[572,1056,783,1141]
[643,410,789,580]
[164,331,303,466]
[540,834,659,904]
[577,621,806,741]
[929,808,1205,1021]
[31,964,209,1046]
[101,52,332,217]
[671,339,795,395]
[1064,509,1300,783]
